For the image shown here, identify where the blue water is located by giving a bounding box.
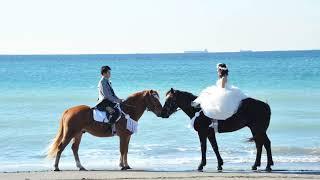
[0,51,319,172]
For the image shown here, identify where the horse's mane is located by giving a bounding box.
[166,89,197,100]
[122,90,147,106]
[119,90,147,112]
[122,89,159,105]
[126,90,145,99]
[166,89,199,116]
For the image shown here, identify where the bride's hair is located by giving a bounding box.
[217,63,229,78]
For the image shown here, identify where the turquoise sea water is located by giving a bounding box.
[0,51,319,172]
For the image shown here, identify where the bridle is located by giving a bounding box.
[146,93,160,113]
[164,94,181,115]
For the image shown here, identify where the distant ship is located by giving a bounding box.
[184,49,208,53]
[240,49,253,52]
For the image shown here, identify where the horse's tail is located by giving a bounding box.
[46,111,66,159]
[247,136,255,142]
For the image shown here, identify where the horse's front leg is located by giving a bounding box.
[119,135,131,170]
[119,136,125,169]
[208,128,223,171]
[197,130,208,171]
[123,135,131,169]
[119,156,124,169]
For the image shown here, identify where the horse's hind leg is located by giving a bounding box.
[208,129,223,171]
[54,133,73,171]
[263,133,274,172]
[251,133,264,171]
[72,132,86,171]
[197,130,208,171]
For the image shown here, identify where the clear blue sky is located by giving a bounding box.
[0,0,319,54]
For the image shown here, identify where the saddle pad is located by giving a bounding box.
[126,117,138,134]
[93,109,109,123]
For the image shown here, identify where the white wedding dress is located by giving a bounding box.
[193,78,247,120]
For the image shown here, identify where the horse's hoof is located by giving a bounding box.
[251,166,257,171]
[54,168,60,172]
[197,161,206,171]
[266,167,272,172]
[79,167,87,171]
[125,166,132,170]
[197,169,203,172]
[219,161,224,166]
[217,166,223,171]
[121,167,127,171]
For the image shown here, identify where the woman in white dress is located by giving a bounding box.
[192,63,247,120]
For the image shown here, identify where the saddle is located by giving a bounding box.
[93,99,121,124]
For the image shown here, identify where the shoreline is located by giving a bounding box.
[1,170,320,180]
[0,49,319,56]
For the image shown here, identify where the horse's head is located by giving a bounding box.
[144,90,163,117]
[161,88,180,118]
[161,88,198,118]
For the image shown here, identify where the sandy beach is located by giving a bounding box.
[1,170,319,180]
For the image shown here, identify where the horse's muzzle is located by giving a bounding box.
[160,110,170,118]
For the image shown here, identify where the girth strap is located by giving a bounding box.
[190,109,219,133]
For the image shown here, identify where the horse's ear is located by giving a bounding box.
[146,89,154,96]
[170,88,174,94]
[148,90,154,96]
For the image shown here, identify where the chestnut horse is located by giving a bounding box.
[161,88,273,172]
[47,90,162,171]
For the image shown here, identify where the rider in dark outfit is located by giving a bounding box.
[95,66,122,125]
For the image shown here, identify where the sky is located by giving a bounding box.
[0,0,319,54]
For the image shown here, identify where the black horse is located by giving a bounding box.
[161,88,273,171]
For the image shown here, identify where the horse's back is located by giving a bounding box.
[240,98,271,131]
[62,105,93,125]
[66,105,91,112]
[241,98,271,116]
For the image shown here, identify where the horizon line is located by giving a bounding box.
[0,49,319,56]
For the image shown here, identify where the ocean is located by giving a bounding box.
[0,51,319,172]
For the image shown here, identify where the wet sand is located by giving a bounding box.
[1,170,319,180]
